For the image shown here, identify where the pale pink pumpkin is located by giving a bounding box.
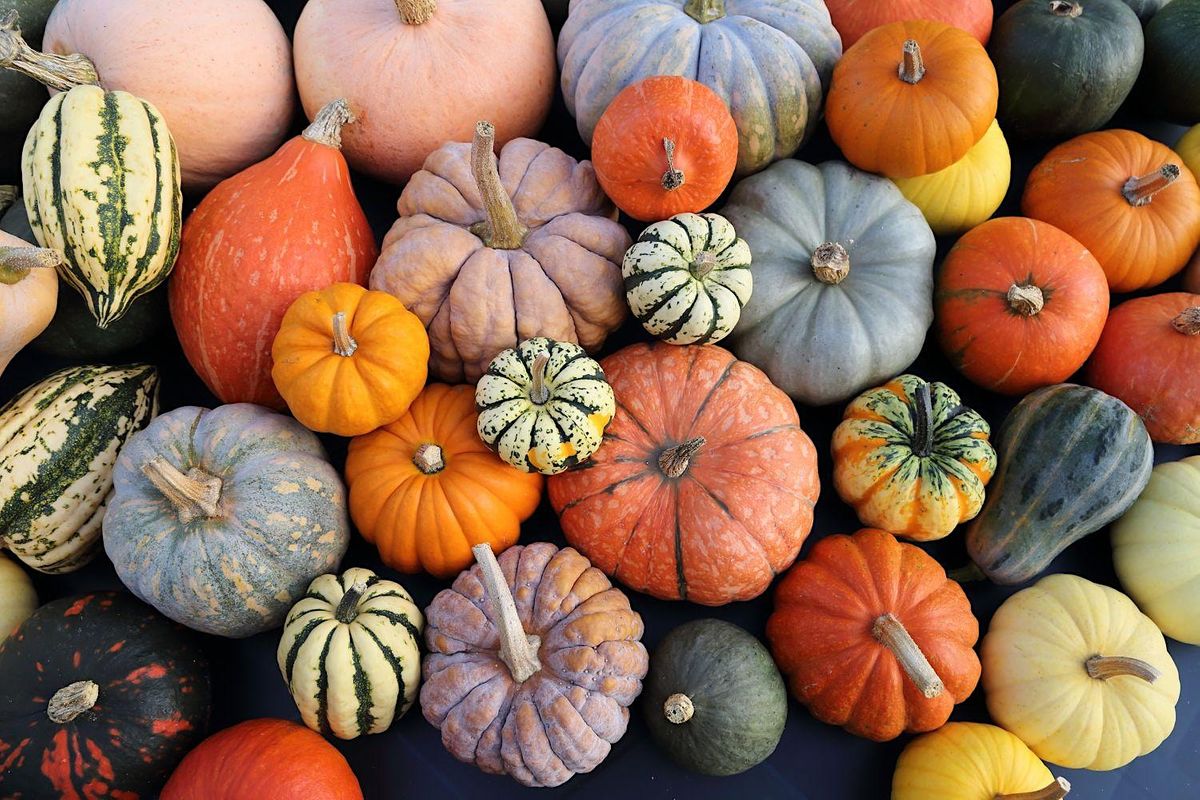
[0,229,58,378]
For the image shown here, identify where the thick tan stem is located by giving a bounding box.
[470,121,528,250]
[1172,307,1200,335]
[899,40,926,84]
[529,354,550,405]
[658,437,706,478]
[302,99,356,149]
[873,613,944,698]
[396,0,436,25]
[1123,165,1180,207]
[812,242,850,284]
[683,0,726,23]
[1086,655,1161,683]
[472,543,542,683]
[1048,0,1083,17]
[47,680,99,724]
[996,777,1072,800]
[0,245,62,285]
[692,251,718,279]
[330,312,358,357]
[664,693,695,724]
[661,138,686,191]
[0,10,99,91]
[141,457,223,524]
[334,581,368,624]
[1007,284,1045,316]
[413,443,446,474]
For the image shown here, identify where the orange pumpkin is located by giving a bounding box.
[344,383,542,578]
[826,19,998,178]
[548,343,820,605]
[825,0,993,49]
[1022,130,1200,292]
[591,76,738,223]
[766,528,981,742]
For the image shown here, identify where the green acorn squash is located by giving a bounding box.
[1143,0,1200,123]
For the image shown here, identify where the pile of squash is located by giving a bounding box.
[0,0,1198,797]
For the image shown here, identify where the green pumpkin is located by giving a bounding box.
[0,2,58,138]
[1143,0,1200,123]
[1122,0,1173,21]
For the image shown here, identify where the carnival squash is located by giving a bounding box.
[1143,0,1200,124]
[0,1,56,142]
[826,0,993,49]
[0,551,35,641]
[0,228,57,376]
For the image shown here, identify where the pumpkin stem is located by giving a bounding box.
[1048,0,1084,18]
[691,251,719,279]
[1006,284,1045,316]
[683,0,726,23]
[334,580,369,624]
[471,543,542,683]
[1122,164,1180,207]
[811,241,850,285]
[302,98,356,150]
[872,613,945,699]
[898,40,926,84]
[0,244,63,285]
[141,457,223,524]
[910,381,935,458]
[663,693,695,724]
[0,10,100,91]
[47,680,99,724]
[658,437,706,479]
[330,312,358,357]
[1085,655,1162,683]
[1171,306,1200,336]
[996,777,1072,800]
[469,121,529,250]
[395,0,436,25]
[947,562,987,583]
[0,184,15,215]
[413,443,446,474]
[661,138,686,191]
[529,354,551,405]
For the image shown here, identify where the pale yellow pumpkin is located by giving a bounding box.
[1176,123,1200,180]
[0,228,58,378]
[0,551,37,641]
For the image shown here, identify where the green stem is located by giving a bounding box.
[334,581,368,623]
[683,0,726,23]
[911,382,934,458]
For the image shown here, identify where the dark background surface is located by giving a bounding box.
[2,0,1199,797]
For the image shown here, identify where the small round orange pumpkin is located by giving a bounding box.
[591,76,738,223]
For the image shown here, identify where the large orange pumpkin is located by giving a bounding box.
[825,0,993,49]
[548,343,819,605]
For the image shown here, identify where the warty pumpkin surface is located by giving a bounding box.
[0,228,57,378]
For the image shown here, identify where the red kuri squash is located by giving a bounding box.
[825,0,993,49]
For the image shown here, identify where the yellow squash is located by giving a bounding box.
[1176,123,1200,179]
[0,551,37,642]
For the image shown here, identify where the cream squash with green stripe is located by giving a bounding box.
[278,567,423,740]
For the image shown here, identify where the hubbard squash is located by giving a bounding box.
[0,2,56,141]
[825,0,994,49]
[0,551,35,641]
[0,228,57,377]
[1143,0,1200,124]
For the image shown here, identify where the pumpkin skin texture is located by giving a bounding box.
[1022,129,1200,291]
[559,0,842,177]
[1143,0,1200,124]
[982,574,1180,771]
[548,343,820,605]
[0,592,211,800]
[721,159,936,407]
[1086,293,1200,444]
[102,404,351,638]
[345,383,543,579]
[826,0,993,49]
[966,384,1153,585]
[827,20,999,178]
[832,374,997,543]
[0,551,35,641]
[936,217,1110,395]
[642,619,786,776]
[161,718,363,800]
[0,228,57,377]
[767,529,981,742]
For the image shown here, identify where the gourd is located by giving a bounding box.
[0,228,57,376]
[294,0,555,185]
[720,159,936,406]
[1143,0,1200,124]
[0,2,57,141]
[767,528,981,742]
[422,543,649,788]
[591,76,738,222]
[1086,293,1200,443]
[170,99,377,409]
[475,337,614,475]
[345,383,543,579]
[982,574,1180,770]
[549,343,820,605]
[0,551,35,640]
[272,283,430,437]
[832,374,997,542]
[559,0,842,177]
[990,0,1144,140]
[936,217,1110,395]
[825,0,993,48]
[1113,456,1200,644]
[1122,0,1173,21]
[278,568,423,740]
[102,403,351,638]
[0,363,158,573]
[826,20,999,178]
[1022,129,1200,291]
[370,121,630,383]
[0,591,211,799]
[642,619,786,776]
[965,384,1153,584]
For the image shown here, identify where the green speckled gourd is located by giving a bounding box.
[102,403,351,638]
[0,363,157,574]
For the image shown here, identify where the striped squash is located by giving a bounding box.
[278,567,423,740]
[23,84,182,328]
[0,363,158,573]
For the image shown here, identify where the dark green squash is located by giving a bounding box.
[1121,0,1173,22]
[642,619,787,776]
[965,383,1153,585]
[990,0,1144,139]
[1143,0,1200,123]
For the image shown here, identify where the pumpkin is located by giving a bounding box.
[826,0,993,49]
[0,2,56,141]
[1176,121,1200,178]
[161,718,363,800]
[936,217,1111,395]
[43,0,295,190]
[983,574,1180,770]
[278,567,423,740]
[0,551,35,641]
[1123,0,1172,21]
[591,76,738,222]
[832,374,997,543]
[1022,129,1200,291]
[548,343,820,604]
[1086,293,1200,444]
[720,159,936,406]
[170,99,377,409]
[422,543,649,787]
[891,119,1011,236]
[965,384,1153,585]
[826,20,999,178]
[345,383,543,579]
[1113,456,1200,644]
[0,363,158,573]
[0,228,57,377]
[766,528,981,742]
[0,591,211,799]
[476,337,615,475]
[642,618,786,776]
[1143,0,1200,124]
[294,0,555,186]
[370,121,630,383]
[102,403,351,638]
[558,0,842,177]
[272,283,430,437]
[990,0,1144,140]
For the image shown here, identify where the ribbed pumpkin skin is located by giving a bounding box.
[826,0,993,48]
[892,723,1059,800]
[1144,0,1200,124]
[966,384,1154,585]
[0,0,57,138]
[0,552,36,641]
[0,592,211,800]
[0,229,57,377]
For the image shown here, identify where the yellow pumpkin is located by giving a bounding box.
[1176,123,1200,180]
[982,574,1180,771]
[0,551,37,641]
[0,229,58,378]
[272,282,430,436]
